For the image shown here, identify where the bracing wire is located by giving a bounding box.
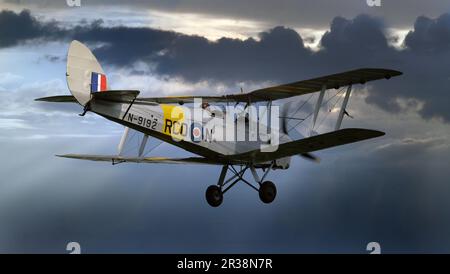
[142,140,164,157]
[315,89,345,132]
[120,129,138,155]
[289,93,315,118]
[287,87,345,133]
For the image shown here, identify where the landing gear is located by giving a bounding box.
[204,164,277,207]
[205,185,223,207]
[259,181,277,204]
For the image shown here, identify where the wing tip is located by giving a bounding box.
[340,128,385,139]
[35,97,52,102]
[35,95,77,103]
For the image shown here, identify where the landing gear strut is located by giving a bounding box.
[205,164,277,207]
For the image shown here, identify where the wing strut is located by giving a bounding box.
[138,134,149,157]
[311,84,326,136]
[335,85,352,130]
[118,127,130,155]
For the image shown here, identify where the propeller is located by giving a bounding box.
[299,152,321,163]
[280,101,321,163]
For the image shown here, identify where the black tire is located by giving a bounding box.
[205,185,223,207]
[259,181,277,204]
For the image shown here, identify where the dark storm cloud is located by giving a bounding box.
[155,14,450,122]
[405,14,450,53]
[2,10,450,122]
[312,13,450,122]
[3,0,450,28]
[0,9,62,47]
[155,26,311,83]
[71,20,178,66]
[367,14,450,120]
[320,15,390,57]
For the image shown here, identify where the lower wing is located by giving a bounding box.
[57,154,224,165]
[58,128,383,166]
[227,128,385,163]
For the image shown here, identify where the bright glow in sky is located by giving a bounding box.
[146,10,268,41]
[386,28,411,49]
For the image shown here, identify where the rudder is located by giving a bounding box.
[66,40,108,106]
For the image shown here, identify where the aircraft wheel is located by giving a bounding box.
[205,185,223,207]
[259,181,277,204]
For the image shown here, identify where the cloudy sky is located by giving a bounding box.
[1,0,450,253]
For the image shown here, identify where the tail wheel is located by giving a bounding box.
[205,185,223,207]
[259,181,277,204]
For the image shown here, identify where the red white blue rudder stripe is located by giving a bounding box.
[91,72,107,92]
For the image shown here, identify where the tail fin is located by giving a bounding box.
[66,40,108,106]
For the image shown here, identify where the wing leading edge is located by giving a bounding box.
[135,68,402,104]
[245,68,401,102]
[56,154,225,165]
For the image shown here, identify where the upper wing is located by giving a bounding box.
[135,68,402,104]
[57,154,224,165]
[228,128,385,163]
[244,68,402,102]
[36,68,402,104]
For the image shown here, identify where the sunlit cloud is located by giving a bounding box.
[146,10,267,41]
[0,118,34,129]
[295,28,327,51]
[386,28,411,49]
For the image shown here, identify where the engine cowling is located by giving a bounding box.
[273,157,290,170]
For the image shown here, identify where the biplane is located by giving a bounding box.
[36,41,402,207]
